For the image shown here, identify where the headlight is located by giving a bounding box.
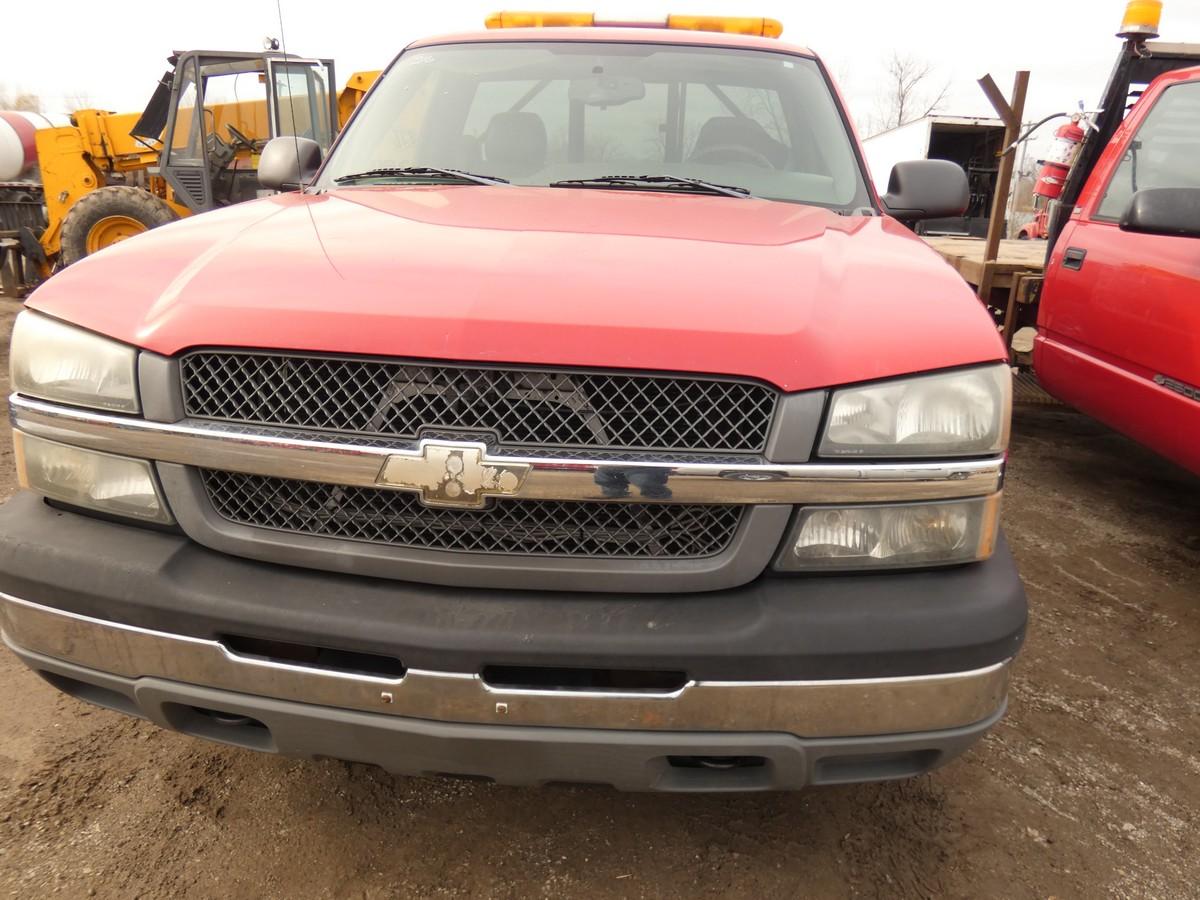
[819,365,1010,458]
[14,432,172,524]
[9,311,140,413]
[774,495,1000,572]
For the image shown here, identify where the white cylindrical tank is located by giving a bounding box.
[0,111,71,181]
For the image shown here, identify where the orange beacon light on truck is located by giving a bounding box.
[1118,0,1162,38]
[485,11,784,37]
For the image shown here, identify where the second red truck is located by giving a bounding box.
[1032,3,1199,474]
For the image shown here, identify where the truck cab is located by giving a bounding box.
[1035,59,1200,474]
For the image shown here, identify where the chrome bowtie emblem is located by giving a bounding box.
[376,441,531,508]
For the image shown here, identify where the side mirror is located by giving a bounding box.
[1120,188,1200,239]
[257,136,323,191]
[880,159,969,223]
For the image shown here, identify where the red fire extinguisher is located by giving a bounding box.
[1034,118,1086,202]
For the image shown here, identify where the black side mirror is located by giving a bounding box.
[1120,188,1200,239]
[258,137,323,191]
[880,159,969,223]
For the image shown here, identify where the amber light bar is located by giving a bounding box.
[484,11,784,37]
[1117,0,1162,38]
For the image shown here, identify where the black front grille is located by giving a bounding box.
[202,470,745,559]
[180,352,777,454]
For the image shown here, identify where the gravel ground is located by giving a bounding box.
[0,295,1197,899]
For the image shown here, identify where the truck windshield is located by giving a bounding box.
[317,41,871,210]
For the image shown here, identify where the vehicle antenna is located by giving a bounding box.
[274,0,343,277]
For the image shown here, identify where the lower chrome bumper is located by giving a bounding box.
[0,591,1010,739]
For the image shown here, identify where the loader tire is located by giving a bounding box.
[60,186,179,266]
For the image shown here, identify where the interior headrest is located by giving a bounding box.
[483,112,548,177]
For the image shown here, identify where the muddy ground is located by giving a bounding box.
[0,295,1196,899]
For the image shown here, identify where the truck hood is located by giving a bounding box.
[28,186,1004,392]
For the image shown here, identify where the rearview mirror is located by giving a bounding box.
[880,159,969,223]
[258,136,323,191]
[1120,188,1200,239]
[568,75,646,107]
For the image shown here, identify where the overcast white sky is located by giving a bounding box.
[4,0,1200,131]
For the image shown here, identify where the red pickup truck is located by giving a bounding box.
[1034,19,1200,475]
[1,14,1024,791]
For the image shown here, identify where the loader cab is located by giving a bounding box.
[137,51,337,213]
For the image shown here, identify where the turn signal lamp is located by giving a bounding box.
[485,11,784,37]
[1118,0,1162,38]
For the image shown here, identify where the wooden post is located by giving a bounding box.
[976,70,1030,305]
[1001,276,1023,348]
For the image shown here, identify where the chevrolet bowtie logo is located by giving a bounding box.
[375,441,531,508]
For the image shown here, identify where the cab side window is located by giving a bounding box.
[1096,80,1200,220]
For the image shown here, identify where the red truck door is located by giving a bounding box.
[1035,68,1200,474]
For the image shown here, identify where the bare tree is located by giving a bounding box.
[869,53,950,135]
[0,85,42,112]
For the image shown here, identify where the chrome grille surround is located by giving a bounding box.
[9,393,1005,592]
[201,470,745,559]
[9,394,1006,508]
[179,352,778,455]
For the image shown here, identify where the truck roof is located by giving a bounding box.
[408,26,816,58]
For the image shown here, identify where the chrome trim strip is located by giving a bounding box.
[9,395,1004,505]
[0,592,1010,737]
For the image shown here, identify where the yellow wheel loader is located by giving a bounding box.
[0,51,378,296]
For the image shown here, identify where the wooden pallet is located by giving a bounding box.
[922,236,1046,290]
[1013,369,1063,406]
[923,235,1046,347]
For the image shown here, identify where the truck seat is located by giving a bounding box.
[690,116,788,168]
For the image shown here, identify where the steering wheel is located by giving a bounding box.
[224,124,257,151]
[689,144,775,169]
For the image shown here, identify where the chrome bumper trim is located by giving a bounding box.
[9,395,1004,505]
[1,592,1010,738]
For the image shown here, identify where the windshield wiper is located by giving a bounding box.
[549,174,752,199]
[334,166,511,186]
